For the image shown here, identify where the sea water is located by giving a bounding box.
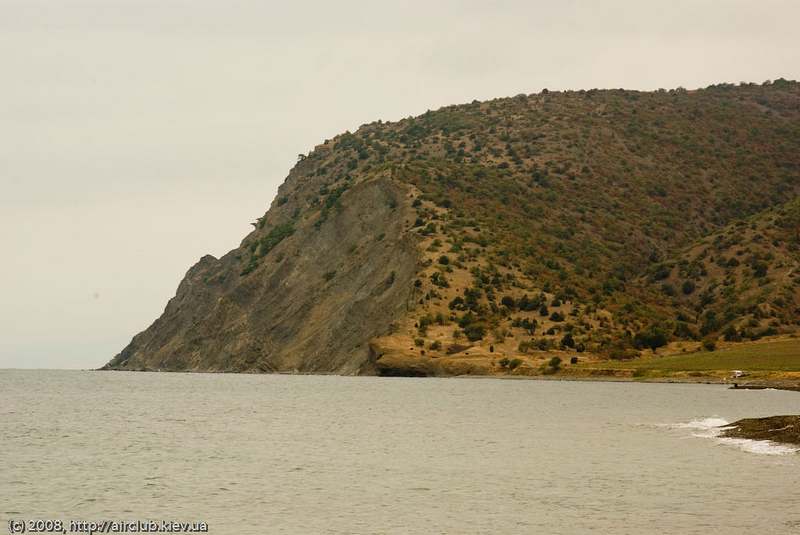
[2,370,799,534]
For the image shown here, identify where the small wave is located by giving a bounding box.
[672,417,730,431]
[668,417,799,456]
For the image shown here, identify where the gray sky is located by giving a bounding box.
[2,0,798,369]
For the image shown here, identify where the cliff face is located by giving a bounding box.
[105,177,420,373]
[106,81,800,375]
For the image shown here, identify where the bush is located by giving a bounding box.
[752,261,768,278]
[560,333,575,348]
[702,338,717,351]
[414,338,425,347]
[633,326,669,350]
[438,255,450,265]
[463,323,486,342]
[508,358,522,370]
[548,356,562,370]
[500,295,516,309]
[723,325,741,342]
[682,280,696,295]
[421,222,437,235]
[429,340,441,350]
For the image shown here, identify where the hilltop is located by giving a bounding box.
[104,80,800,376]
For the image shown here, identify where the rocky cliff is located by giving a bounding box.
[104,176,420,373]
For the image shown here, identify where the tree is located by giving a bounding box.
[723,325,742,342]
[463,323,486,342]
[682,280,696,295]
[560,333,575,348]
[633,326,669,350]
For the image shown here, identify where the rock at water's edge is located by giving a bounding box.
[720,416,800,446]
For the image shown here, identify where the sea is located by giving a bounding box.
[2,370,799,534]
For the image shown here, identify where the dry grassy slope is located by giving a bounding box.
[639,197,800,342]
[106,80,800,375]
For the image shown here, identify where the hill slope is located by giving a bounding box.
[104,80,800,375]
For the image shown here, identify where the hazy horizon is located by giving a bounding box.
[2,0,799,369]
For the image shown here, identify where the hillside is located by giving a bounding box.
[104,80,800,375]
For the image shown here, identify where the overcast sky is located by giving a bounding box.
[1,0,798,369]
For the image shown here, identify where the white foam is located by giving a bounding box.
[715,436,800,456]
[669,417,800,456]
[673,417,730,431]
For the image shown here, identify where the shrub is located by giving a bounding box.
[752,261,768,278]
[421,222,437,235]
[500,295,516,309]
[633,326,669,350]
[702,338,717,351]
[438,255,450,265]
[548,356,562,370]
[560,333,575,348]
[723,325,741,342]
[414,338,425,347]
[418,314,435,335]
[508,358,522,370]
[429,340,442,350]
[682,280,696,295]
[463,323,486,342]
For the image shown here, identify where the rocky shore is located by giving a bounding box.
[720,416,800,447]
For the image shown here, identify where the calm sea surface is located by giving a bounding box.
[1,370,799,534]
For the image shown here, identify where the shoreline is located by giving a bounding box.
[95,366,800,392]
[452,372,800,392]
